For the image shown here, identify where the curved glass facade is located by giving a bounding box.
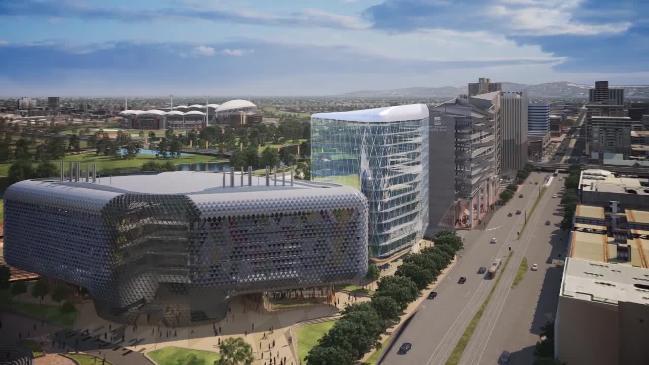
[311,105,429,258]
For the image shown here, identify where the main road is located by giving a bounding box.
[381,172,561,365]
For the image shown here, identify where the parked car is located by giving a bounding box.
[498,351,511,364]
[427,291,438,300]
[519,194,524,198]
[477,266,487,274]
[552,194,558,198]
[507,212,513,217]
[490,237,497,244]
[516,210,522,215]
[545,220,551,225]
[398,342,412,355]
[531,264,538,271]
[458,276,467,284]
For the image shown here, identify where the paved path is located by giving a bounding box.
[34,354,75,365]
[381,172,549,365]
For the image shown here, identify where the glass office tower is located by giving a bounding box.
[311,104,429,258]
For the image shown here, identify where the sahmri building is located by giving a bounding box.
[310,104,429,258]
[3,170,368,325]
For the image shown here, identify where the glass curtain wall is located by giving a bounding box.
[311,117,428,257]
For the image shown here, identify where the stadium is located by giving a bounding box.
[3,170,368,325]
[119,99,261,130]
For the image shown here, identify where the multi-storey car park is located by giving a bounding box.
[3,170,368,325]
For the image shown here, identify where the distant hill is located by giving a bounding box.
[341,82,649,100]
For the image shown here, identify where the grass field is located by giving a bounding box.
[297,320,336,363]
[65,353,112,365]
[148,346,219,365]
[4,301,77,327]
[512,257,529,288]
[0,152,225,176]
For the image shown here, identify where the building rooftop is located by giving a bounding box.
[560,257,649,306]
[627,209,649,225]
[569,231,611,263]
[576,205,605,220]
[579,169,649,195]
[312,104,429,123]
[19,171,347,195]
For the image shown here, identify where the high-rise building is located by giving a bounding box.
[17,97,36,109]
[431,93,499,229]
[528,102,550,138]
[468,77,502,97]
[47,97,60,112]
[589,80,625,105]
[311,104,429,258]
[500,92,529,173]
[585,116,633,159]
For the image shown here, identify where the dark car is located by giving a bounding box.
[507,212,513,217]
[427,291,437,300]
[545,220,551,225]
[498,351,511,364]
[398,342,412,355]
[519,194,524,198]
[516,210,522,215]
[458,276,467,284]
[477,266,487,274]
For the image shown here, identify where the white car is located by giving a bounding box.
[531,264,538,271]
[552,194,558,198]
[490,237,497,244]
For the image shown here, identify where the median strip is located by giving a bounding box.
[511,257,528,288]
[445,251,513,365]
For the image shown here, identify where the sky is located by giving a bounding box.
[0,0,647,96]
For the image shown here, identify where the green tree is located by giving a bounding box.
[124,141,142,159]
[60,300,76,314]
[11,280,27,295]
[68,134,81,153]
[279,147,296,166]
[375,275,418,310]
[8,160,35,184]
[14,138,31,160]
[0,134,11,162]
[500,189,514,203]
[31,278,49,303]
[0,266,10,290]
[365,263,380,281]
[260,147,279,168]
[46,137,66,159]
[395,262,435,290]
[216,337,254,365]
[51,284,71,302]
[182,354,205,365]
[305,346,353,365]
[370,295,401,323]
[35,160,58,178]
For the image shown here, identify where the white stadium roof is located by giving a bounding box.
[312,104,429,123]
[119,110,144,116]
[217,99,256,112]
[184,111,206,116]
[141,109,166,116]
[166,110,184,116]
[189,104,205,109]
[207,104,220,109]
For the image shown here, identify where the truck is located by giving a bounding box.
[487,258,502,278]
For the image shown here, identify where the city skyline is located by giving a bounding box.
[1,0,648,96]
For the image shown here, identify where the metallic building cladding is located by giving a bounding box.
[3,179,368,325]
[310,106,429,258]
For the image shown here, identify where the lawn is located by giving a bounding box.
[512,257,529,288]
[0,199,3,222]
[4,301,76,327]
[148,346,219,365]
[0,152,225,177]
[65,353,112,365]
[297,320,336,363]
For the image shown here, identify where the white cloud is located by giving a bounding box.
[220,48,254,57]
[193,45,216,56]
[488,0,631,36]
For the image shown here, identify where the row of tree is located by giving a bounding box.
[306,231,463,365]
[560,166,580,229]
[500,163,534,203]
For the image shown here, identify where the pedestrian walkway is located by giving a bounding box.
[34,354,75,365]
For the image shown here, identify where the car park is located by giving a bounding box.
[458,276,467,284]
[398,342,412,354]
[427,291,437,300]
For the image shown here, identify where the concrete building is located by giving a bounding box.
[310,104,429,258]
[17,97,37,110]
[430,94,499,229]
[3,170,368,325]
[500,91,528,173]
[47,97,60,113]
[579,169,649,212]
[556,200,649,365]
[589,80,625,106]
[585,116,633,159]
[468,77,502,97]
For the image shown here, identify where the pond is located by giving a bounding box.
[119,148,191,157]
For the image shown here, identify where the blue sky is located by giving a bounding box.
[0,0,647,96]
